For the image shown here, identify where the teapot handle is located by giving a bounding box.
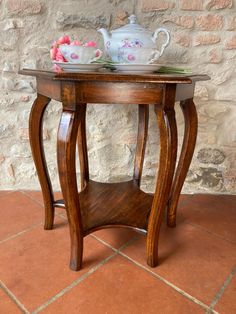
[152,28,170,56]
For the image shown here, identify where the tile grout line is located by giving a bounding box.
[31,252,118,314]
[19,190,46,208]
[186,221,236,246]
[20,190,68,221]
[0,222,43,245]
[208,266,236,311]
[0,216,66,246]
[90,234,118,252]
[119,251,219,313]
[91,234,219,313]
[90,233,141,255]
[0,280,30,314]
[32,235,139,313]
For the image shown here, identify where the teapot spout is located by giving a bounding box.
[97,28,111,48]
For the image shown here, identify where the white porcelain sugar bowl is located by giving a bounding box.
[98,15,170,63]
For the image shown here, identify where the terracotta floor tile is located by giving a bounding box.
[0,190,13,198]
[0,288,22,314]
[43,255,205,314]
[91,194,192,250]
[22,190,67,218]
[121,222,236,304]
[179,194,236,243]
[0,218,113,312]
[93,227,138,249]
[215,274,236,314]
[178,194,194,202]
[0,191,45,241]
[23,190,63,206]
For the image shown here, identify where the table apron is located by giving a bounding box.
[36,78,195,105]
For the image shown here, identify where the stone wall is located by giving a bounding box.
[0,0,235,194]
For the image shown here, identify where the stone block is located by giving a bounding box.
[209,48,223,63]
[0,19,24,31]
[164,15,194,28]
[193,34,221,46]
[0,155,5,164]
[186,167,224,191]
[197,148,226,164]
[0,29,19,50]
[20,95,30,102]
[7,0,42,16]
[174,33,191,47]
[194,85,209,99]
[215,80,236,100]
[112,10,129,27]
[206,0,232,10]
[180,0,204,10]
[141,0,175,12]
[226,16,236,30]
[56,11,110,29]
[225,35,236,49]
[196,14,223,30]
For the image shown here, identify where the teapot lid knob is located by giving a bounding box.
[128,15,137,24]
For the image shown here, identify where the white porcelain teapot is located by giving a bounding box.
[98,15,170,63]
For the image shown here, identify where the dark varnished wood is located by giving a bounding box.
[77,104,89,190]
[20,69,209,271]
[57,82,84,270]
[167,98,198,227]
[75,81,163,104]
[29,94,55,230]
[146,85,177,267]
[37,78,61,102]
[19,69,209,84]
[53,180,153,232]
[80,180,153,233]
[133,104,149,186]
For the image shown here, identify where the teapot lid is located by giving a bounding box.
[111,15,151,34]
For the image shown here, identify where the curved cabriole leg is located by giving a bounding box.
[77,104,89,190]
[29,94,54,230]
[146,105,177,267]
[133,104,149,187]
[167,98,198,228]
[57,107,84,271]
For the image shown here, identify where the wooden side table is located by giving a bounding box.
[20,69,209,271]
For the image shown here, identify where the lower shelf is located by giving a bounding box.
[55,180,153,234]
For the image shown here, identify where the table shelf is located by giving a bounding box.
[55,180,153,234]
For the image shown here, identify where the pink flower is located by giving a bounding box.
[53,64,63,73]
[50,46,58,60]
[57,35,71,45]
[84,41,97,47]
[71,40,82,46]
[55,50,67,62]
[52,40,58,48]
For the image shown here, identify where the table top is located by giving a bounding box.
[19,69,210,85]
